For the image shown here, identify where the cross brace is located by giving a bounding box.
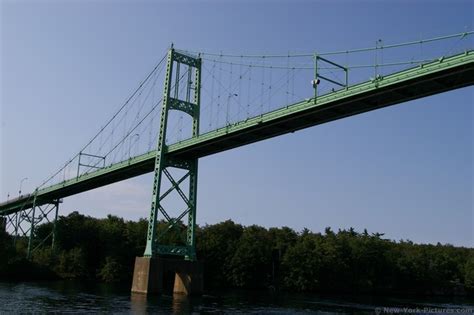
[2,198,60,258]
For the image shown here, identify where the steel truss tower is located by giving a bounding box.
[143,47,201,260]
[2,195,61,259]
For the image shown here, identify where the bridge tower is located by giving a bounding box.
[132,46,203,295]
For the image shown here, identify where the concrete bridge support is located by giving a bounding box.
[131,257,203,296]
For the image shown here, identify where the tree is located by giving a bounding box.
[281,232,323,291]
[227,225,272,288]
[464,255,474,290]
[98,256,123,282]
[196,220,243,287]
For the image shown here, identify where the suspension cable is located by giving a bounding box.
[176,31,473,58]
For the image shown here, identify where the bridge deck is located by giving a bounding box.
[1,51,473,215]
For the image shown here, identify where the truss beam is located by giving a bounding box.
[1,198,61,259]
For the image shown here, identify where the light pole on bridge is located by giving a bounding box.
[226,93,238,126]
[18,177,28,196]
[129,134,140,159]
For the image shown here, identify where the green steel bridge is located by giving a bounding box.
[1,32,473,262]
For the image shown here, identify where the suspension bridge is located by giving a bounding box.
[1,32,473,295]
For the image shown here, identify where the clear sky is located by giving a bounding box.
[1,0,472,246]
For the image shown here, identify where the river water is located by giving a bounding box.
[0,281,473,314]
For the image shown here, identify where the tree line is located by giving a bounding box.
[1,211,473,296]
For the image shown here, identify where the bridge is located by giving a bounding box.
[1,32,473,295]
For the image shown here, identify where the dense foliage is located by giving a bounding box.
[1,211,473,296]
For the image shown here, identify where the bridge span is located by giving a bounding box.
[1,36,473,295]
[1,50,472,215]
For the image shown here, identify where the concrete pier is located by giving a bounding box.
[131,257,203,296]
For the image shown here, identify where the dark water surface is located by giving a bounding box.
[0,281,473,314]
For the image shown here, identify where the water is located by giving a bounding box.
[0,281,473,314]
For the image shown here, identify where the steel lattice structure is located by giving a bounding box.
[144,47,201,258]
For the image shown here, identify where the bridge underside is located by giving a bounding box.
[1,51,473,215]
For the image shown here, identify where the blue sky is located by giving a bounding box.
[1,0,473,246]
